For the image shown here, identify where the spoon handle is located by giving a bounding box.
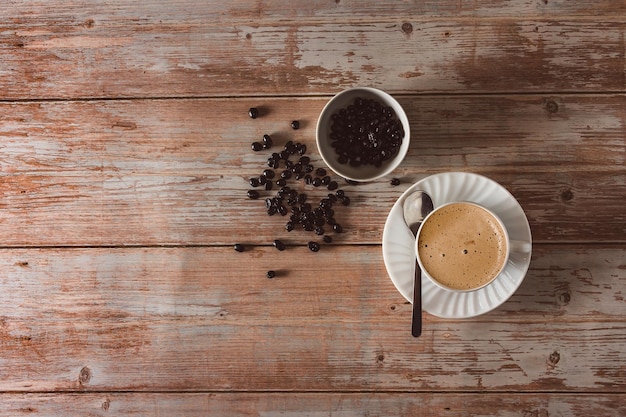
[411,264,422,337]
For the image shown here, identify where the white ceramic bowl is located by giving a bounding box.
[316,87,410,182]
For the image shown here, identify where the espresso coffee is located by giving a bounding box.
[417,202,508,291]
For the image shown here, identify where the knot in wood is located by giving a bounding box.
[560,189,574,202]
[78,366,92,385]
[556,290,571,306]
[546,100,559,114]
[547,350,560,367]
[401,23,413,34]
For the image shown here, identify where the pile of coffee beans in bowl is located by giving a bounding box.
[329,97,405,168]
[316,87,410,182]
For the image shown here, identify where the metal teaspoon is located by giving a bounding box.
[402,190,434,337]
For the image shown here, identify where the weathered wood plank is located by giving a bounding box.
[0,392,624,417]
[2,16,625,98]
[5,0,626,23]
[0,245,623,391]
[0,96,623,245]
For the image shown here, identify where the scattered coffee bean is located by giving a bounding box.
[266,270,276,279]
[316,167,327,177]
[273,239,286,251]
[262,134,273,149]
[247,190,260,199]
[248,107,259,119]
[391,178,401,186]
[323,235,333,243]
[234,243,245,252]
[308,241,321,252]
[262,169,275,179]
[251,142,263,152]
[291,120,300,130]
[249,177,260,187]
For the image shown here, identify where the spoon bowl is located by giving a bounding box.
[402,190,434,337]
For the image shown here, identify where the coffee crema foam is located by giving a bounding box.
[417,203,507,290]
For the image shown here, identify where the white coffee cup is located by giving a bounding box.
[414,201,528,292]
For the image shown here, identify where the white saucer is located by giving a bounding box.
[382,172,532,318]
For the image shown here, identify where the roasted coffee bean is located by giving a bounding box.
[276,178,287,187]
[390,178,401,186]
[333,223,343,233]
[262,169,275,179]
[305,164,314,173]
[248,108,259,119]
[285,221,295,232]
[251,142,263,151]
[273,239,286,251]
[299,156,310,165]
[321,176,331,185]
[323,235,333,243]
[327,181,338,191]
[258,176,267,185]
[304,174,313,185]
[278,204,288,216]
[249,177,260,187]
[341,196,351,206]
[316,167,327,177]
[262,134,273,148]
[315,226,325,235]
[327,193,338,203]
[336,189,345,198]
[265,181,273,191]
[280,169,292,179]
[267,158,279,169]
[247,190,260,199]
[266,270,276,279]
[308,241,321,252]
[291,120,300,129]
[298,144,307,155]
[234,243,245,252]
[312,177,322,187]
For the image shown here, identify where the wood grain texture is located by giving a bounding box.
[0,96,623,245]
[0,245,623,391]
[1,0,625,413]
[1,14,625,98]
[1,393,625,417]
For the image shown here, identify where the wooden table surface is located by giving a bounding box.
[1,1,625,415]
